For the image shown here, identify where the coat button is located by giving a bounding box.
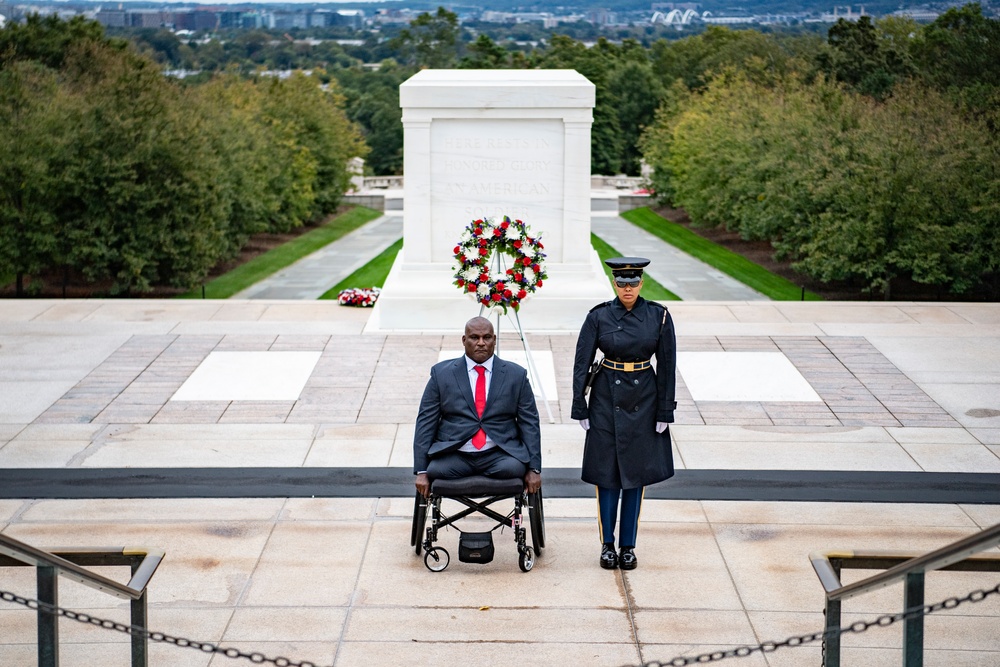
[634,379,639,385]
[615,379,621,385]
[615,406,620,412]
[634,406,639,412]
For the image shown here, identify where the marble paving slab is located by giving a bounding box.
[171,351,322,401]
[678,351,822,402]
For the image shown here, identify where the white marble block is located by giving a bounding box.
[368,69,614,333]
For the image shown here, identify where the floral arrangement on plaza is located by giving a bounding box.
[337,287,380,307]
[453,215,547,313]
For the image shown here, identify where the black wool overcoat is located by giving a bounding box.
[571,296,677,489]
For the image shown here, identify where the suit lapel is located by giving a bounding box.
[451,357,476,414]
[485,358,507,414]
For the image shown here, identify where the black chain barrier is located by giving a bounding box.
[0,589,331,667]
[628,581,1000,667]
[3,582,999,667]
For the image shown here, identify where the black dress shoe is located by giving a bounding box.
[600,543,619,569]
[619,546,637,570]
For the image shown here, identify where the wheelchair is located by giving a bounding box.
[410,475,545,572]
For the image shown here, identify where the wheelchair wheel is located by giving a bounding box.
[528,490,545,555]
[411,493,427,555]
[424,547,450,572]
[519,546,534,572]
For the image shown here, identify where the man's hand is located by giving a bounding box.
[579,418,590,431]
[415,472,431,498]
[523,469,542,494]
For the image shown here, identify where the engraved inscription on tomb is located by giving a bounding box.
[431,119,564,262]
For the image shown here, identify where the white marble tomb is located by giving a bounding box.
[368,69,614,333]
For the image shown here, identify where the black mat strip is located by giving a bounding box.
[1,468,998,503]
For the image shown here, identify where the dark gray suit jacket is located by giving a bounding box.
[413,355,542,474]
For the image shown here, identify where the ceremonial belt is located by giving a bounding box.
[602,359,651,372]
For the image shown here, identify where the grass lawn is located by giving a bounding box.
[620,207,822,301]
[319,238,402,300]
[591,233,680,301]
[177,206,382,299]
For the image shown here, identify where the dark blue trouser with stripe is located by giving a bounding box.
[597,486,643,548]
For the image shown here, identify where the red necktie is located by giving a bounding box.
[472,365,487,449]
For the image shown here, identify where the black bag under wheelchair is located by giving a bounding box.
[410,475,545,572]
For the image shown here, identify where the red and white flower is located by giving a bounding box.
[337,287,380,307]
[453,215,548,313]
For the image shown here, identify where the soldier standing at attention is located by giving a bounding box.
[571,257,677,570]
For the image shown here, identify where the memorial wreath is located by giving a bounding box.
[453,215,547,313]
[337,287,380,307]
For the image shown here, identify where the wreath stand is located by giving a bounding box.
[478,251,555,424]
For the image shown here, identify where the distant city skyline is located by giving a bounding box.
[100,0,397,3]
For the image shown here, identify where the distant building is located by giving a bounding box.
[95,9,127,28]
[309,10,334,28]
[218,11,244,30]
[702,14,757,24]
[128,10,167,28]
[173,10,219,32]
[373,9,415,25]
[273,11,308,30]
[480,10,516,23]
[242,12,273,30]
[812,6,868,22]
[333,10,365,29]
[890,8,940,21]
[587,9,616,25]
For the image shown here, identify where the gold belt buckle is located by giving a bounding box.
[623,362,635,372]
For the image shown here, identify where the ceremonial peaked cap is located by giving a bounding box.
[604,256,650,277]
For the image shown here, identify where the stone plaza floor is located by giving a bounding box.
[1,299,999,666]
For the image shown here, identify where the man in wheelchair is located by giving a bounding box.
[411,316,543,572]
[413,316,541,497]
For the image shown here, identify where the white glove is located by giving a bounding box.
[579,419,590,431]
[655,422,668,433]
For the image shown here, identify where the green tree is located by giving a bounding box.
[0,61,71,295]
[607,59,663,175]
[795,82,996,298]
[460,34,510,69]
[660,70,765,231]
[335,62,412,175]
[646,66,999,298]
[390,7,460,68]
[130,28,183,66]
[538,35,624,174]
[818,16,914,99]
[912,3,1000,90]
[55,41,234,293]
[232,30,271,64]
[638,79,692,204]
[649,27,804,92]
[257,72,367,219]
[190,76,314,246]
[911,3,1000,130]
[0,13,124,70]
